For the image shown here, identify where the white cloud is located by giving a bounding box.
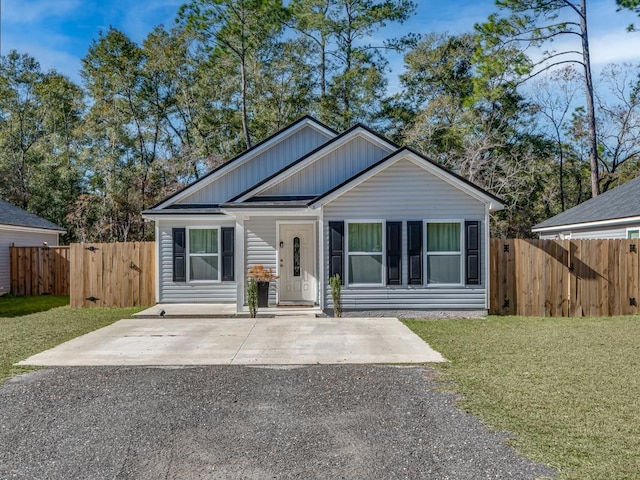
[4,33,82,82]
[2,0,81,24]
[118,0,183,42]
[590,31,640,66]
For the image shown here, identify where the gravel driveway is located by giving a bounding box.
[0,365,555,480]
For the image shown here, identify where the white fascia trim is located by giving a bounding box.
[219,208,318,217]
[532,215,640,233]
[154,118,336,209]
[0,224,64,234]
[233,129,396,203]
[142,213,236,222]
[311,151,503,210]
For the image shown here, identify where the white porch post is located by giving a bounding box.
[154,221,161,304]
[318,209,325,310]
[484,204,490,311]
[235,215,245,313]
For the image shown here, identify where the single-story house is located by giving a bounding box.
[532,175,640,239]
[0,199,65,293]
[143,116,504,314]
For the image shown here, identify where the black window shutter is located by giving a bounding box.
[328,221,344,284]
[221,227,235,281]
[386,222,402,285]
[407,221,423,285]
[465,221,480,285]
[172,228,186,282]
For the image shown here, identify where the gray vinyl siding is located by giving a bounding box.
[539,224,639,239]
[178,126,331,205]
[260,135,392,197]
[323,158,487,310]
[158,218,237,303]
[0,227,59,292]
[245,217,278,304]
[245,216,318,305]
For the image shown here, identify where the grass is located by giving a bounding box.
[0,295,142,384]
[404,316,640,480]
[0,294,70,317]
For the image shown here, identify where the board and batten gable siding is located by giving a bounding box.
[322,158,487,310]
[177,126,331,205]
[538,224,639,239]
[245,216,318,305]
[259,135,392,197]
[158,218,237,303]
[0,227,59,292]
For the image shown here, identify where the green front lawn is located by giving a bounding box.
[405,316,640,480]
[0,294,70,317]
[1,296,142,383]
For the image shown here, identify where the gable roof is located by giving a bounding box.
[228,123,397,203]
[308,147,505,211]
[532,175,640,231]
[152,115,337,209]
[0,199,65,232]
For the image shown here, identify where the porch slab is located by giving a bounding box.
[133,303,323,318]
[133,303,238,318]
[17,317,445,366]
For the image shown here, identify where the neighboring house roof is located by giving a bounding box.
[532,175,640,232]
[0,199,65,232]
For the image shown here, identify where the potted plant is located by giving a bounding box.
[247,265,278,308]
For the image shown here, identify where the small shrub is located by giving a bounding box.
[247,279,258,318]
[329,274,342,317]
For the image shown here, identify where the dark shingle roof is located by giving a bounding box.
[533,175,640,230]
[0,199,65,231]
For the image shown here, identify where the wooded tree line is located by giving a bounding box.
[1,0,639,241]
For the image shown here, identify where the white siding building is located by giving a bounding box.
[0,200,65,293]
[143,116,504,314]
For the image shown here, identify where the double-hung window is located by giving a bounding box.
[347,221,383,285]
[188,228,220,282]
[627,228,639,239]
[426,222,462,285]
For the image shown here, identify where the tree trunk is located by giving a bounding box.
[580,0,600,197]
[240,57,252,149]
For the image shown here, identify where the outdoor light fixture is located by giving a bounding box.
[280,241,284,248]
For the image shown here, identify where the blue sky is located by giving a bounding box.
[1,0,639,89]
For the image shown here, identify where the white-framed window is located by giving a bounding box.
[425,221,463,285]
[187,227,220,282]
[627,228,639,239]
[347,220,384,285]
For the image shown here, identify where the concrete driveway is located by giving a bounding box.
[18,317,445,366]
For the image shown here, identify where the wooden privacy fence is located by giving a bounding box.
[10,246,70,295]
[70,242,155,308]
[490,238,640,317]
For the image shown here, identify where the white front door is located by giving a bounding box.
[278,223,316,304]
